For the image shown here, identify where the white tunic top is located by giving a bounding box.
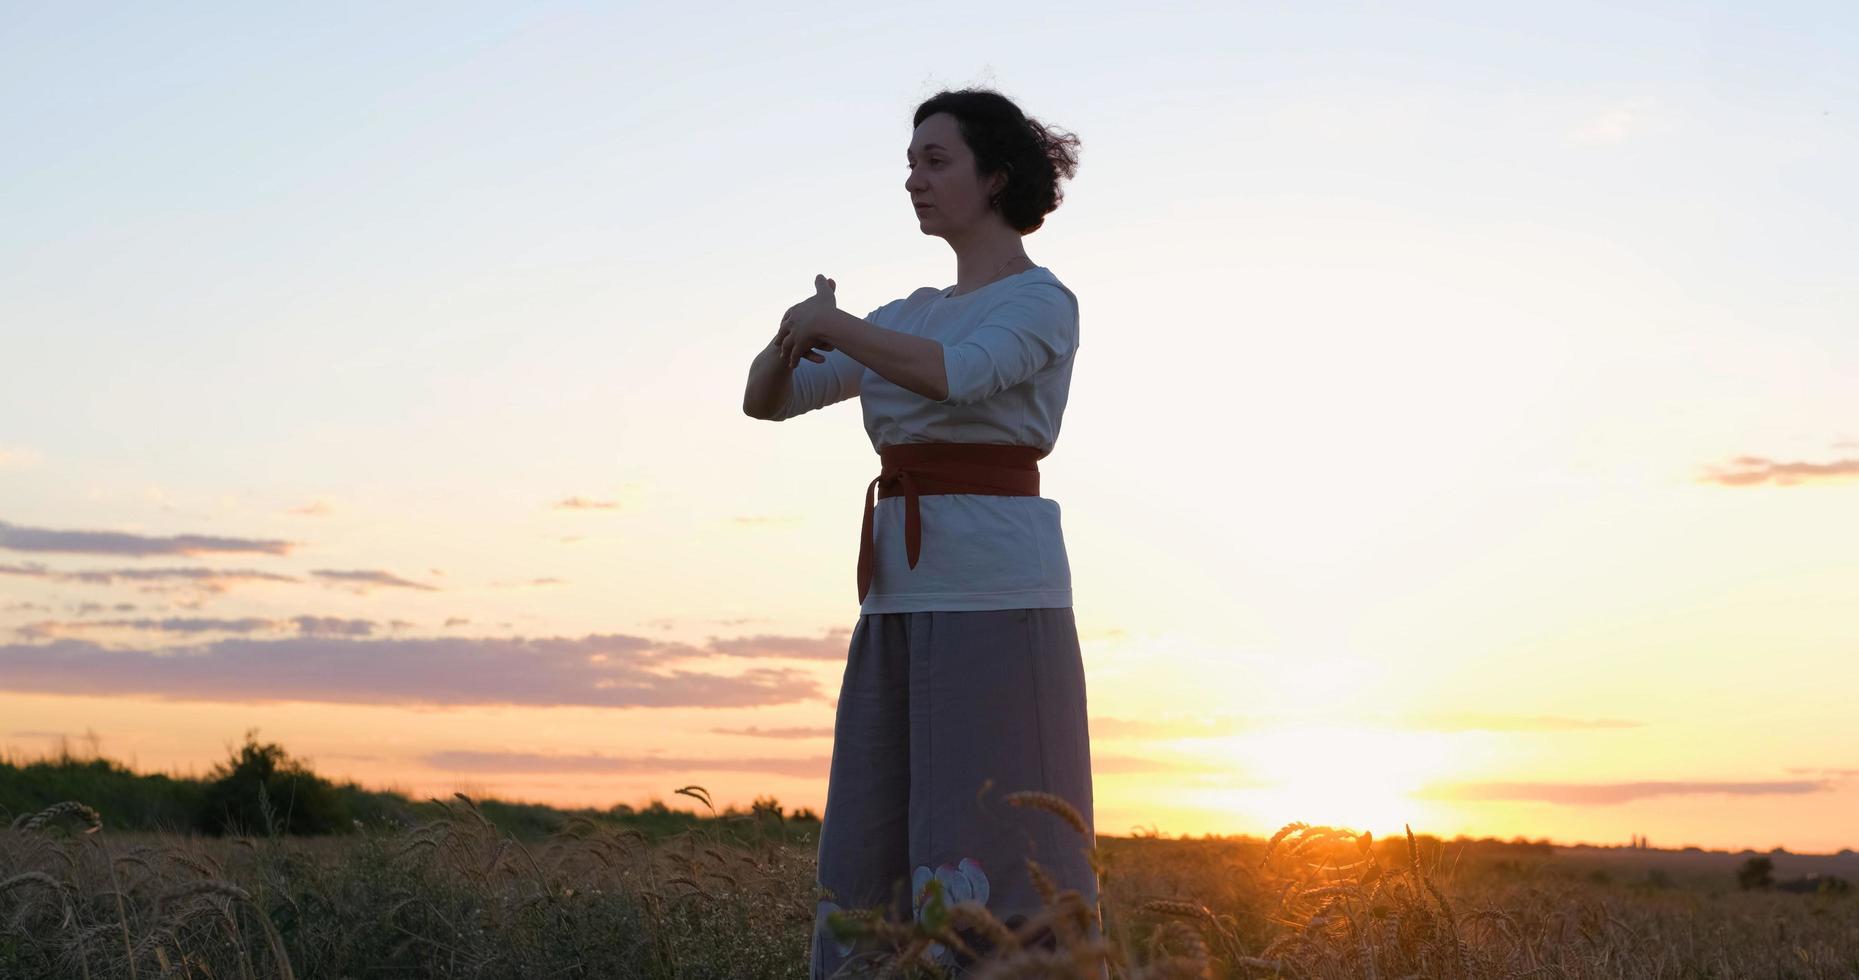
[770,266,1080,614]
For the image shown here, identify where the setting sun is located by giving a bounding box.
[1239,726,1459,837]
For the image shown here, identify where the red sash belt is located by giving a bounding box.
[857,442,1046,605]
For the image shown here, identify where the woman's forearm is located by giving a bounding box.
[819,308,948,402]
[742,339,794,419]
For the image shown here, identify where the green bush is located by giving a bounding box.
[1735,855,1774,890]
[194,728,352,836]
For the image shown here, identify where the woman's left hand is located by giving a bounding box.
[778,274,838,368]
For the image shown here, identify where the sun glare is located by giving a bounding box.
[1235,724,1459,837]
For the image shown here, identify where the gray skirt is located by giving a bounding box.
[809,608,1104,978]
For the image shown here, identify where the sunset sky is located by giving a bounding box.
[3,2,1856,853]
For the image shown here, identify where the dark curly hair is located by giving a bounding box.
[912,87,1081,235]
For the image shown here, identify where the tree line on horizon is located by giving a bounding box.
[1,729,818,843]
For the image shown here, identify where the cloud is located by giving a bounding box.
[0,561,298,595]
[423,749,829,779]
[730,516,802,526]
[0,635,822,709]
[310,569,439,592]
[293,616,377,637]
[709,725,835,739]
[1571,96,1659,144]
[287,501,333,516]
[0,520,294,557]
[17,617,278,639]
[554,496,620,510]
[703,629,854,661]
[1414,779,1832,805]
[1,561,440,598]
[13,615,386,642]
[1697,455,1859,487]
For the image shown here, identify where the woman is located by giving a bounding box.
[742,87,1095,977]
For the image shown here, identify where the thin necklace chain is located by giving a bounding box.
[952,253,1032,296]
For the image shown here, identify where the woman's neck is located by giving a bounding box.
[948,248,1035,297]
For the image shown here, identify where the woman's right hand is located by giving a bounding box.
[771,322,833,366]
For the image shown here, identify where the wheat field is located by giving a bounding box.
[2,789,1856,979]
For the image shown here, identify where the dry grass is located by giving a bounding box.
[1,793,1854,978]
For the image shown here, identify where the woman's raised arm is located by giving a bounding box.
[743,335,798,420]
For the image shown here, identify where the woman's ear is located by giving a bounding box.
[993,162,1014,196]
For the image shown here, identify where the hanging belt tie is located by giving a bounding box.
[856,442,1045,605]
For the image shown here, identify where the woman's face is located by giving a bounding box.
[905,112,1003,236]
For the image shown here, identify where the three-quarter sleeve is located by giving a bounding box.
[766,301,896,421]
[938,282,1079,405]
[767,346,864,421]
